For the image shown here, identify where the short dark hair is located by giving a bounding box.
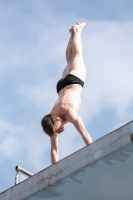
[41,114,57,137]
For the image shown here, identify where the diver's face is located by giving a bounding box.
[55,119,64,134]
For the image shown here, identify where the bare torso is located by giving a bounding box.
[50,84,82,121]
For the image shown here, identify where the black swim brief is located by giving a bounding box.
[56,74,84,94]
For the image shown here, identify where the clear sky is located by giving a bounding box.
[0,0,133,193]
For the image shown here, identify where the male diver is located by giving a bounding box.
[41,22,92,164]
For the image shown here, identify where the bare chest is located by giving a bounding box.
[58,97,81,116]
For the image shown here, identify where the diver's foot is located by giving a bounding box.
[71,22,86,33]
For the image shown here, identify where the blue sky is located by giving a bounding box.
[0,0,133,193]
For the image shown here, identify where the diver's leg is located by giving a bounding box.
[66,29,73,63]
[69,22,86,82]
[62,29,73,78]
[61,30,74,78]
[62,22,86,80]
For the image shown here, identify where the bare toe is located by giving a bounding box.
[80,22,86,29]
